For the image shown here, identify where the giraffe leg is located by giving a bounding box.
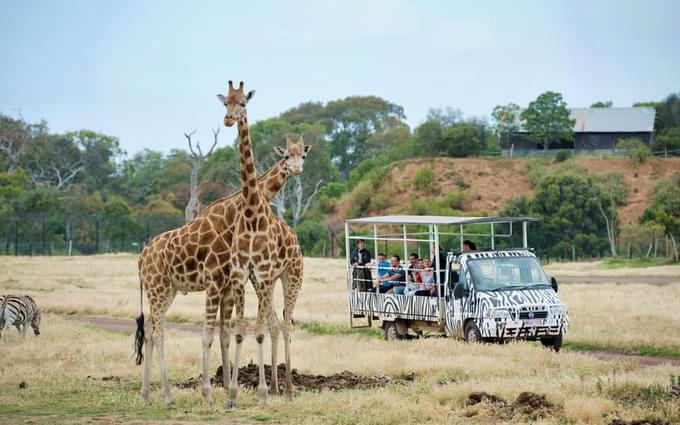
[201,284,222,404]
[252,278,274,405]
[227,273,247,410]
[140,314,154,404]
[281,270,302,401]
[268,306,280,396]
[146,281,177,406]
[219,287,234,391]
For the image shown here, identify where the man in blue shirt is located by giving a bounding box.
[373,255,406,294]
[375,253,390,278]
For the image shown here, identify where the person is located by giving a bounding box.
[395,253,420,295]
[350,239,372,291]
[463,239,477,252]
[374,253,390,278]
[431,243,447,285]
[373,255,405,294]
[414,258,436,296]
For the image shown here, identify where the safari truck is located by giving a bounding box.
[345,216,569,351]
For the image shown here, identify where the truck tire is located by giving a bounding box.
[383,321,400,341]
[464,321,482,343]
[541,334,563,352]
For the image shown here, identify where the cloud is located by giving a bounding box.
[431,18,496,51]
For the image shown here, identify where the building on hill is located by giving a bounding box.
[504,107,656,156]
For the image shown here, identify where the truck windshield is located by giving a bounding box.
[467,256,550,291]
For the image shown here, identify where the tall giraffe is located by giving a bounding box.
[133,83,307,406]
[200,136,307,399]
[217,81,303,408]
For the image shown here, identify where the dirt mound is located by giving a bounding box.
[510,391,557,416]
[468,391,506,405]
[467,391,559,419]
[610,420,670,425]
[177,363,414,392]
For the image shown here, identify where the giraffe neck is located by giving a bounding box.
[260,159,290,202]
[237,115,261,211]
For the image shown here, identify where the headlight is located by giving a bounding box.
[490,308,511,319]
[550,305,566,316]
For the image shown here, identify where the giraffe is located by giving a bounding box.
[133,83,308,407]
[199,136,307,399]
[217,80,304,408]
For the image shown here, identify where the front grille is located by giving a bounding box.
[519,311,548,320]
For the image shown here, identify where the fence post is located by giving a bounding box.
[41,216,46,255]
[95,219,100,254]
[14,220,18,257]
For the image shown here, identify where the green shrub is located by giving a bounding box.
[320,182,346,198]
[441,190,466,210]
[413,166,436,192]
[554,150,572,162]
[616,137,650,162]
[345,180,373,218]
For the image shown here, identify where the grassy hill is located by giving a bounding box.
[329,157,680,229]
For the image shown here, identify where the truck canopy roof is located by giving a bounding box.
[345,215,538,226]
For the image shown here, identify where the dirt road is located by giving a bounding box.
[66,315,680,368]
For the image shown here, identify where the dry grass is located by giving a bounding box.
[544,260,680,277]
[0,315,678,424]
[1,255,679,356]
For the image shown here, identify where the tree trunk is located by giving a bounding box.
[185,164,200,222]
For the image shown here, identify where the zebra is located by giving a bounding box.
[0,295,42,342]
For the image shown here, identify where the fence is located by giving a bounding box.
[0,213,184,256]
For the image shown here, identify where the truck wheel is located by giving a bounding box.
[541,334,563,352]
[464,321,482,343]
[383,321,400,341]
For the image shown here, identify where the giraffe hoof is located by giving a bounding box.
[226,399,237,410]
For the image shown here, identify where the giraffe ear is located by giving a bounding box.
[245,90,256,102]
[303,145,312,154]
[216,94,226,104]
[274,146,287,157]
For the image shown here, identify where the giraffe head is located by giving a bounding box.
[216,80,256,127]
[274,135,311,175]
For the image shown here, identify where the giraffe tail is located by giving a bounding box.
[134,271,145,365]
[134,313,144,365]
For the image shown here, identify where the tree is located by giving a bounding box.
[520,91,574,152]
[442,123,482,157]
[321,96,406,176]
[651,127,680,153]
[616,137,651,163]
[412,119,444,157]
[491,103,520,148]
[640,173,680,261]
[183,129,219,222]
[590,101,613,108]
[591,173,627,256]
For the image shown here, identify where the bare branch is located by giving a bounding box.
[207,127,220,156]
[184,130,198,157]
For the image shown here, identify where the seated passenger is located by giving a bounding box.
[374,253,390,278]
[395,253,420,295]
[372,255,406,294]
[414,258,436,296]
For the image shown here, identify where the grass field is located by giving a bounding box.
[1,255,680,424]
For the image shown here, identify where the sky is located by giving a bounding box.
[1,0,679,155]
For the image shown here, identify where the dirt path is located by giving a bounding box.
[557,275,679,285]
[66,315,680,368]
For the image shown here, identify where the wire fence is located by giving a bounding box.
[0,213,184,256]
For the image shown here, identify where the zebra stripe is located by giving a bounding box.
[348,292,439,321]
[0,295,42,342]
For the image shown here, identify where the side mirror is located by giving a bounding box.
[453,282,467,299]
[551,277,558,292]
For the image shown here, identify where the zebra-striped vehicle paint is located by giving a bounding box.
[347,249,568,341]
[0,295,42,342]
[446,250,568,339]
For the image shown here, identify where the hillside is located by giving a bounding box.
[331,157,680,228]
